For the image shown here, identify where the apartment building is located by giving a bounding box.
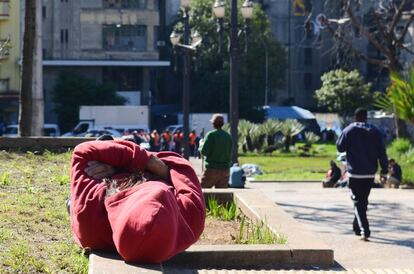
[42,0,169,123]
[0,0,21,124]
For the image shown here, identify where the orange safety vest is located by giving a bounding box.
[163,133,171,143]
[189,133,196,145]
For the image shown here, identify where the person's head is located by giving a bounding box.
[330,160,337,168]
[152,129,158,134]
[354,108,368,122]
[191,129,196,134]
[210,114,224,129]
[389,158,396,165]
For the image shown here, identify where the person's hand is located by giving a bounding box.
[85,161,116,180]
[146,155,170,181]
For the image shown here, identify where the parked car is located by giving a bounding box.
[165,124,183,135]
[81,129,122,138]
[3,124,61,137]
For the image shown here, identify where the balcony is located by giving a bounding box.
[0,1,10,20]
[0,39,10,60]
[103,0,148,10]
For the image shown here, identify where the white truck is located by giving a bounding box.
[175,113,228,136]
[64,105,150,136]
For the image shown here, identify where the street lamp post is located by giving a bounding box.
[170,0,202,160]
[213,0,254,164]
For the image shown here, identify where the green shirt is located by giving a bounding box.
[201,129,232,169]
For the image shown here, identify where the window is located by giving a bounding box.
[60,29,69,44]
[304,48,312,66]
[103,25,147,51]
[153,26,158,49]
[0,78,10,92]
[65,29,69,43]
[304,73,312,91]
[103,67,142,91]
[153,0,159,10]
[103,0,147,9]
[42,6,46,19]
[60,29,64,43]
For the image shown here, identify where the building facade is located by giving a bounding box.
[0,0,21,125]
[42,0,169,125]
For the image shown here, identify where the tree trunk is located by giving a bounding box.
[32,0,44,136]
[19,0,36,136]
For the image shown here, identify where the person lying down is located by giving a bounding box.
[69,139,206,263]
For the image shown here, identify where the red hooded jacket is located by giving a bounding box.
[70,140,205,263]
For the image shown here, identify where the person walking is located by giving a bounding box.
[150,130,161,152]
[200,114,232,188]
[189,130,197,157]
[161,130,172,151]
[173,130,182,155]
[336,108,388,241]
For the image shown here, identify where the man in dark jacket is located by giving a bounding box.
[336,108,388,241]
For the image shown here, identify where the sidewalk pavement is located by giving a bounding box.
[188,157,414,271]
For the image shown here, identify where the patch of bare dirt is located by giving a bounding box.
[196,217,240,245]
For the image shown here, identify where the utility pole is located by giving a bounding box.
[229,0,239,164]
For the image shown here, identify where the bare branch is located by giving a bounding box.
[345,3,392,58]
[389,0,409,36]
[325,23,387,68]
[400,44,414,55]
[373,11,390,45]
[396,13,414,46]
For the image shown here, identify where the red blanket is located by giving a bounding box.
[70,140,205,263]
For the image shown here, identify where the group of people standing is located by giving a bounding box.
[130,128,202,157]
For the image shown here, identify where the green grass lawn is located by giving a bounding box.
[0,151,88,274]
[239,144,338,181]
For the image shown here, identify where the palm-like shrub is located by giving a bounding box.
[279,119,305,152]
[249,124,266,152]
[375,67,414,125]
[304,132,320,146]
[259,119,282,147]
[238,120,255,152]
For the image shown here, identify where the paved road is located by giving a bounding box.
[189,158,414,271]
[246,181,414,270]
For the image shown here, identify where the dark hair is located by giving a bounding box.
[389,158,395,164]
[354,108,367,121]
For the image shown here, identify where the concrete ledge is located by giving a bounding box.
[0,137,95,151]
[248,179,320,183]
[89,189,334,273]
[89,252,162,274]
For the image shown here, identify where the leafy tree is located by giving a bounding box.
[52,74,126,132]
[175,0,287,122]
[315,69,373,116]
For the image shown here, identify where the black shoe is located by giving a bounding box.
[360,235,369,241]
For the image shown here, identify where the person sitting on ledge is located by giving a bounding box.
[386,158,402,188]
[322,160,342,188]
[69,138,205,263]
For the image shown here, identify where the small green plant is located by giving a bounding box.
[235,216,287,244]
[26,176,33,193]
[3,241,50,273]
[206,197,239,221]
[0,172,11,186]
